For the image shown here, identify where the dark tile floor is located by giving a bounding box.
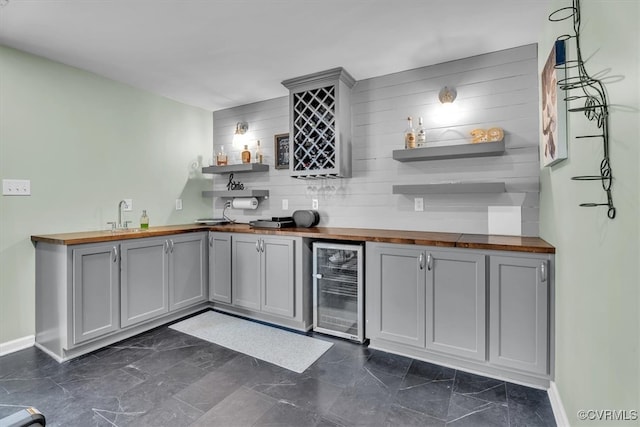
[0,315,556,426]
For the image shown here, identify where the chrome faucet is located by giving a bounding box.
[118,200,127,228]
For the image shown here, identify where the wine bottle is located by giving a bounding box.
[417,117,426,146]
[404,117,416,149]
[254,140,263,164]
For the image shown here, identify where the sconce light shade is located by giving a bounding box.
[232,121,249,147]
[438,86,457,104]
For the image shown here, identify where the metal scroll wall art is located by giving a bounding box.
[549,0,616,219]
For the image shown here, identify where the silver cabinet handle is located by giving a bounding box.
[315,273,323,279]
[255,240,260,252]
[209,235,213,247]
[418,253,425,270]
[260,239,265,252]
[169,240,174,253]
[427,254,433,271]
[540,262,547,283]
[164,240,169,254]
[112,246,118,262]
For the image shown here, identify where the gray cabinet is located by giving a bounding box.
[489,255,549,375]
[35,233,209,361]
[169,233,207,311]
[366,242,553,386]
[231,234,262,311]
[231,233,296,318]
[120,236,169,327]
[366,243,426,348]
[261,236,295,318]
[121,232,207,328]
[426,250,486,361]
[71,243,120,345]
[366,243,486,360]
[282,67,355,178]
[209,232,232,304]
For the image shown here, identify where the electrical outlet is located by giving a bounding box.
[282,199,288,210]
[175,199,183,210]
[414,197,424,212]
[312,199,319,209]
[122,199,132,211]
[2,179,31,196]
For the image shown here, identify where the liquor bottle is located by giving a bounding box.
[416,117,426,147]
[404,117,416,149]
[254,140,263,164]
[241,145,251,163]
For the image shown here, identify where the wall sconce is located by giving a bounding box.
[438,86,457,104]
[232,121,249,147]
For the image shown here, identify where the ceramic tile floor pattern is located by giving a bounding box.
[0,318,556,426]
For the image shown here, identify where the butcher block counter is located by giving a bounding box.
[31,223,555,254]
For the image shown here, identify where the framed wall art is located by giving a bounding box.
[541,39,568,167]
[274,133,290,169]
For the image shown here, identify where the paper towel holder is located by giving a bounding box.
[231,197,260,210]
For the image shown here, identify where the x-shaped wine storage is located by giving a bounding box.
[282,67,355,179]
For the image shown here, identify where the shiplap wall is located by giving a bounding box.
[210,44,540,236]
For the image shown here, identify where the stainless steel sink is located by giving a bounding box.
[110,228,142,234]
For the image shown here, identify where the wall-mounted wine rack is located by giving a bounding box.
[549,0,616,219]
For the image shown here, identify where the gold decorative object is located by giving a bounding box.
[470,129,488,143]
[470,127,504,144]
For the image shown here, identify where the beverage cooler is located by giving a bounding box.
[312,242,364,343]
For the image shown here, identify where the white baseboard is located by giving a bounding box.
[0,335,35,357]
[548,381,571,426]
[33,342,64,363]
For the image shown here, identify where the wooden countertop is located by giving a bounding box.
[31,223,555,254]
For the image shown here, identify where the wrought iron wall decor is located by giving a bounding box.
[549,0,616,219]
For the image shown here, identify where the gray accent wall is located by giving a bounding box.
[211,44,540,235]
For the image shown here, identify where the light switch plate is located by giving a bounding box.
[123,199,132,211]
[312,199,319,209]
[176,199,183,210]
[414,197,424,212]
[2,179,31,196]
[282,199,288,210]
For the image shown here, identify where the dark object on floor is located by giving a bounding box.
[0,407,46,427]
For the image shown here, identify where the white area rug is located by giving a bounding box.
[170,311,332,373]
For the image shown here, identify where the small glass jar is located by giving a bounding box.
[216,146,228,166]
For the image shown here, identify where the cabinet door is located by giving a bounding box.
[121,237,169,327]
[366,243,426,348]
[72,243,120,345]
[231,234,261,310]
[169,233,207,311]
[209,232,232,304]
[489,255,549,375]
[426,250,486,361]
[261,236,295,318]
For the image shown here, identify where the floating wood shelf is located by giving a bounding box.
[202,190,270,198]
[392,182,506,195]
[202,163,269,174]
[392,141,505,162]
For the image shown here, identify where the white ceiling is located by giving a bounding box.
[0,0,551,112]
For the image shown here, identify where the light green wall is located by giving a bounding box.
[0,46,212,344]
[538,0,640,424]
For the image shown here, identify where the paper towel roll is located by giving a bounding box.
[232,197,259,210]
